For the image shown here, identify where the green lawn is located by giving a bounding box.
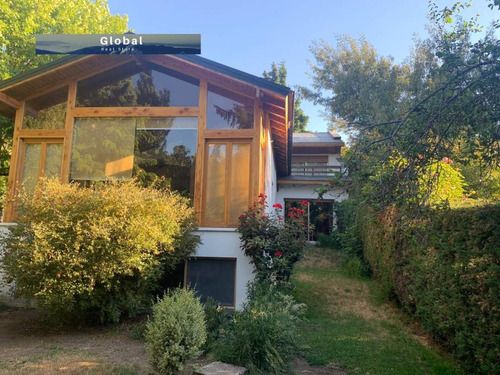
[293,247,461,375]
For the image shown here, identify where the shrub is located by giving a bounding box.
[203,297,231,352]
[238,195,307,284]
[1,178,199,324]
[145,288,206,375]
[316,232,341,249]
[214,282,306,374]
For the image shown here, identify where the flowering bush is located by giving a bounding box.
[238,194,307,283]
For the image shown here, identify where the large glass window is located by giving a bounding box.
[70,117,198,196]
[207,84,254,130]
[204,141,251,225]
[76,63,199,107]
[186,258,236,307]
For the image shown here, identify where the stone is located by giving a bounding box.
[193,361,249,375]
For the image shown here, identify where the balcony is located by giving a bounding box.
[291,164,341,177]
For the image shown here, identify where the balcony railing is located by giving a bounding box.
[291,164,341,177]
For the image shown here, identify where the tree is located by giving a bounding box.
[263,61,309,132]
[0,0,128,205]
[304,1,499,206]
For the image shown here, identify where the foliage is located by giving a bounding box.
[1,178,199,324]
[0,0,128,202]
[202,297,231,352]
[263,61,309,132]
[214,282,306,374]
[303,1,499,208]
[238,195,308,284]
[145,288,206,375]
[360,204,500,374]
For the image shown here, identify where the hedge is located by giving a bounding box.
[359,203,499,374]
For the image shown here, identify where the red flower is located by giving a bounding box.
[301,200,309,206]
[258,193,267,198]
[274,251,283,257]
[238,214,245,220]
[272,203,282,209]
[278,217,284,221]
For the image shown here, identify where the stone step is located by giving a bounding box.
[193,361,249,375]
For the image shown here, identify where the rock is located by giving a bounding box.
[193,361,249,375]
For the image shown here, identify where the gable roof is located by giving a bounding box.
[0,54,293,176]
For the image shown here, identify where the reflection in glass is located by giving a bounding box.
[207,85,254,130]
[134,117,198,197]
[23,102,66,129]
[205,144,226,223]
[70,118,136,181]
[229,143,250,223]
[76,65,199,107]
[70,117,198,197]
[44,143,63,178]
[21,144,41,193]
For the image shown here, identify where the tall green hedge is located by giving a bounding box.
[360,204,499,374]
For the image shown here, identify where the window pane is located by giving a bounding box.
[134,117,197,197]
[23,86,67,129]
[70,118,136,181]
[76,63,199,107]
[207,85,254,130]
[186,258,236,306]
[21,144,41,193]
[205,144,226,223]
[229,143,250,223]
[44,143,63,178]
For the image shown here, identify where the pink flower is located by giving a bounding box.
[275,251,283,257]
[301,200,309,206]
[272,203,282,209]
[278,217,283,221]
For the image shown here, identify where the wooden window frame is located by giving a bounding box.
[202,139,252,227]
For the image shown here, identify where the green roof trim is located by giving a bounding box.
[0,54,292,96]
[0,55,85,91]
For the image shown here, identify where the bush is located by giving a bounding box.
[316,232,341,249]
[203,297,231,352]
[214,282,306,374]
[1,179,199,324]
[238,195,307,284]
[145,288,206,375]
[360,203,500,374]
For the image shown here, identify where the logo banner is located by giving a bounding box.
[36,34,201,55]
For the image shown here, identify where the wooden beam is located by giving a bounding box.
[61,82,77,182]
[0,92,20,109]
[194,79,207,224]
[71,106,199,117]
[263,102,286,118]
[18,129,65,138]
[3,102,25,222]
[203,129,255,138]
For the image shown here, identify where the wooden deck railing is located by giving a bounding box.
[291,165,341,177]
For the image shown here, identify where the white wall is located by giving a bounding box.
[276,185,348,206]
[194,228,254,310]
[264,128,277,212]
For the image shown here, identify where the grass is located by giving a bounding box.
[0,347,140,375]
[293,247,461,375]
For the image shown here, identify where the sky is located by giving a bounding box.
[107,0,498,133]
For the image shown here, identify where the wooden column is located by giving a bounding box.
[3,102,25,222]
[61,82,77,182]
[194,80,207,223]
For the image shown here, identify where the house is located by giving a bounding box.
[277,131,348,241]
[0,54,346,308]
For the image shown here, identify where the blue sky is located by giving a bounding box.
[107,0,498,133]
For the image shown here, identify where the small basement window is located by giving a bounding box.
[185,258,236,307]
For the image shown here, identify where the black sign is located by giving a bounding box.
[36,34,201,55]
